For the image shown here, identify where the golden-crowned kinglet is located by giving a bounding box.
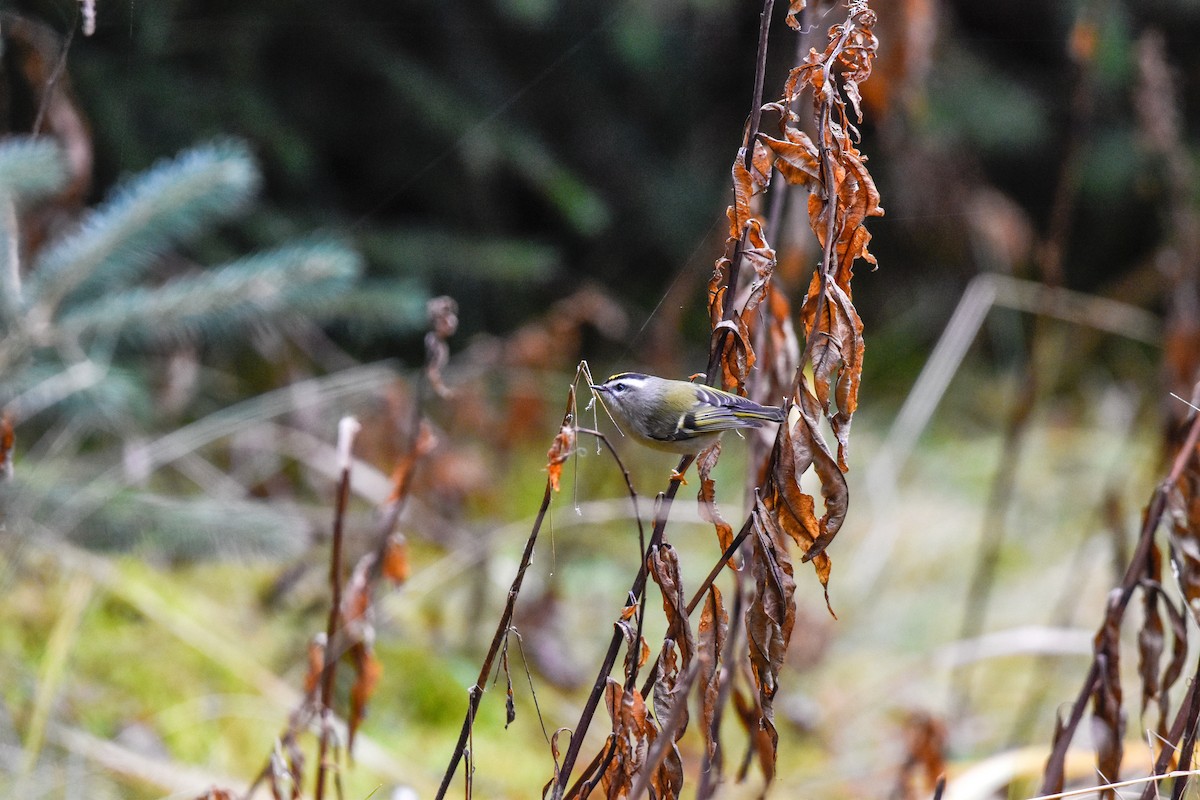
[589,372,785,455]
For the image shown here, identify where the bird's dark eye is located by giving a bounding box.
[612,382,627,393]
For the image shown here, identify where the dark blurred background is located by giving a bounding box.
[3,0,1195,380]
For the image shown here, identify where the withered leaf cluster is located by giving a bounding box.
[580,4,882,796]
[699,3,880,779]
[447,5,884,798]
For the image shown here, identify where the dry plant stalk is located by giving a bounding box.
[1033,29,1200,800]
[436,2,883,798]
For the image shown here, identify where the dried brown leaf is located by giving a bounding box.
[892,711,947,799]
[711,312,756,395]
[1138,548,1165,718]
[696,442,736,564]
[649,640,686,800]
[726,139,772,240]
[731,684,776,784]
[649,545,695,673]
[546,423,576,492]
[784,0,807,30]
[760,129,821,190]
[763,377,845,612]
[648,545,694,788]
[304,633,326,696]
[698,585,728,760]
[616,602,650,678]
[382,533,410,584]
[386,422,438,504]
[1092,607,1125,798]
[348,642,382,752]
[600,679,657,799]
[744,500,797,766]
[707,256,731,329]
[800,278,864,470]
[740,219,777,318]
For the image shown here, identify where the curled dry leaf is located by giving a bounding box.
[304,633,326,695]
[763,378,846,613]
[731,684,776,785]
[1137,558,1165,722]
[601,678,657,798]
[348,642,382,752]
[744,500,797,762]
[697,585,728,760]
[784,0,807,31]
[617,601,651,678]
[727,139,773,239]
[650,640,685,800]
[696,442,737,564]
[1136,574,1189,744]
[648,546,694,760]
[800,277,864,470]
[1092,605,1125,798]
[546,423,576,493]
[892,711,948,800]
[760,129,821,191]
[710,314,756,395]
[1169,464,1200,612]
[382,533,410,584]
[386,421,438,505]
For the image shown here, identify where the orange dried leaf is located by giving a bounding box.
[801,280,864,470]
[600,679,657,798]
[710,313,756,395]
[386,422,438,504]
[348,643,383,752]
[546,424,575,492]
[708,257,730,328]
[649,545,694,670]
[382,533,410,584]
[744,501,797,765]
[696,442,736,564]
[341,560,373,625]
[740,219,777,316]
[784,0,807,31]
[761,129,821,190]
[304,633,326,695]
[893,712,948,799]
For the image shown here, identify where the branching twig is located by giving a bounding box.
[1040,386,1200,793]
[437,399,646,800]
[707,0,777,389]
[548,455,693,800]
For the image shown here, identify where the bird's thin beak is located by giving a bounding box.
[589,384,604,392]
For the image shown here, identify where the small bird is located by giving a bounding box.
[589,372,786,456]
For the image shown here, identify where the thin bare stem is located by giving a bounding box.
[743,0,775,171]
[707,0,776,388]
[314,417,360,800]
